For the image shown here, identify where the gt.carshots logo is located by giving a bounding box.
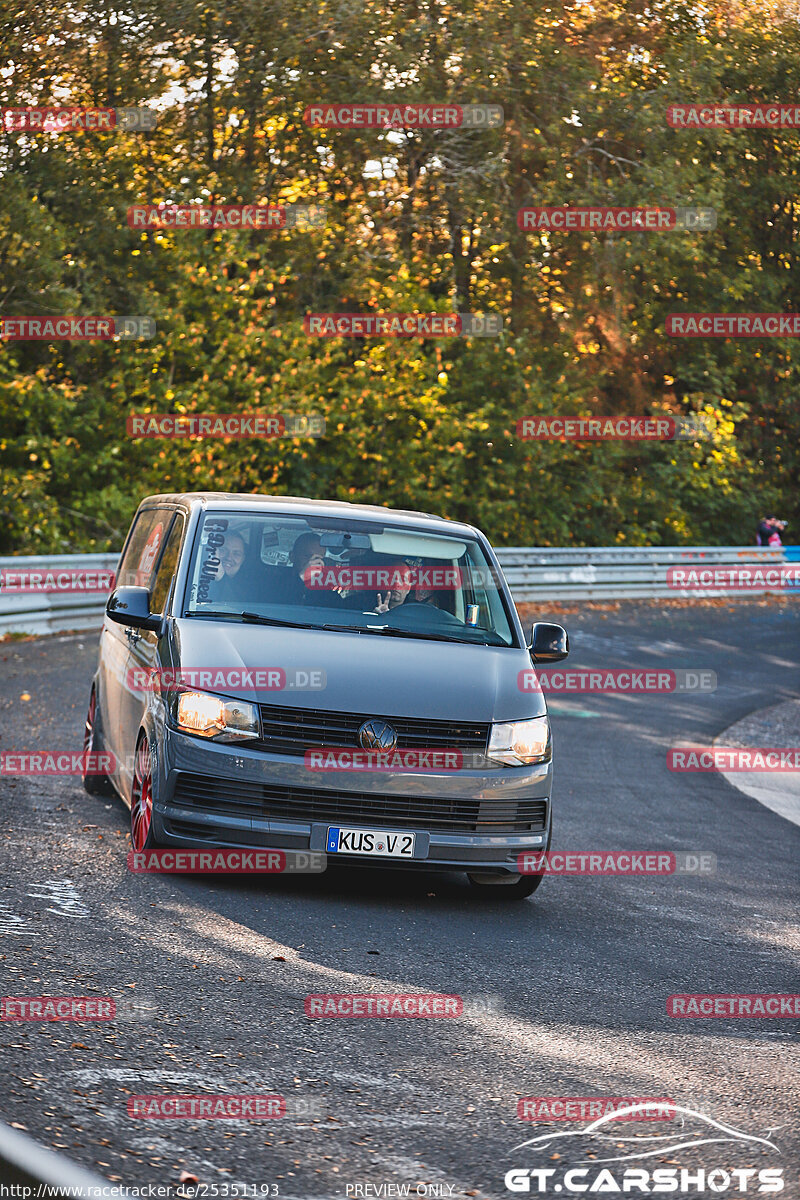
[505,1103,784,1193]
[304,313,502,337]
[303,103,503,128]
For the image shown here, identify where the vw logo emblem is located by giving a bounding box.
[358,720,397,751]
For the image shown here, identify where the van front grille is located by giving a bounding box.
[171,773,547,834]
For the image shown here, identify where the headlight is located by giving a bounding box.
[176,690,259,742]
[487,716,550,766]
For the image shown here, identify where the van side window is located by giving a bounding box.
[116,508,174,589]
[150,516,185,614]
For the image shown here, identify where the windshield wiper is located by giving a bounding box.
[321,623,374,634]
[239,612,320,629]
[191,610,319,630]
[366,626,490,645]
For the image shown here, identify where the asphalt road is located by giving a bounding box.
[1,600,798,1198]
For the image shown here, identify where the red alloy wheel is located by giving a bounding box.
[131,739,154,852]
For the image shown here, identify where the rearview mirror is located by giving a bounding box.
[528,622,569,663]
[106,586,163,632]
[319,531,372,550]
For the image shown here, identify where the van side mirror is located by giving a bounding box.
[528,622,569,663]
[106,586,162,632]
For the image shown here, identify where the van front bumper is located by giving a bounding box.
[150,728,553,876]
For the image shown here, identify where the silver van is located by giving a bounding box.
[84,493,568,899]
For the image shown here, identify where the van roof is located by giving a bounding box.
[138,492,480,539]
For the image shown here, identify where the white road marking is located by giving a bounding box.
[27,878,89,918]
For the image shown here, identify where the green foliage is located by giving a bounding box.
[1,0,798,551]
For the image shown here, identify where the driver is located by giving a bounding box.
[372,564,414,614]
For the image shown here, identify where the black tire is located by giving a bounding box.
[82,687,114,796]
[467,824,552,901]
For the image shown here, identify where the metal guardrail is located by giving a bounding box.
[0,1119,129,1197]
[0,553,118,636]
[0,546,795,635]
[494,544,792,602]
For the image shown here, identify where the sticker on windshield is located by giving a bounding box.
[197,518,229,603]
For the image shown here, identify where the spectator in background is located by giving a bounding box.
[756,517,773,546]
[756,517,787,547]
[769,520,787,547]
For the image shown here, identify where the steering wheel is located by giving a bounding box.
[389,602,464,628]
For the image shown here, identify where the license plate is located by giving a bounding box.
[326,827,416,858]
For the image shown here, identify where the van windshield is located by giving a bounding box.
[182,512,516,646]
